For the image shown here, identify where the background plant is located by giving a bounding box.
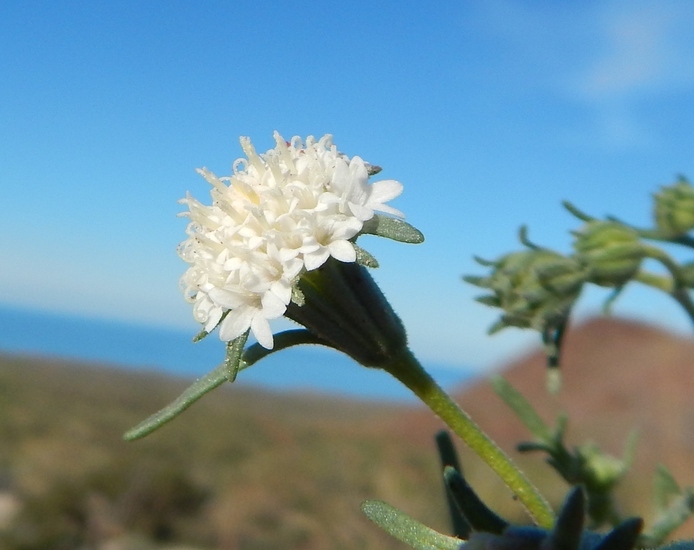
[465,177,694,390]
[365,176,694,549]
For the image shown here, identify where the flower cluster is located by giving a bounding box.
[178,133,404,349]
[465,249,584,335]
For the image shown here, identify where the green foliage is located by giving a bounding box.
[124,329,327,440]
[465,176,694,373]
[365,432,645,550]
[361,501,461,550]
[360,214,425,245]
[490,376,694,546]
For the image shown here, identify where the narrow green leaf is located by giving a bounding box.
[361,500,462,550]
[435,432,471,539]
[474,295,501,307]
[463,276,493,289]
[443,466,508,535]
[644,488,694,546]
[487,320,508,335]
[354,243,380,268]
[517,442,553,454]
[518,225,541,250]
[224,330,249,382]
[562,201,596,222]
[491,376,553,443]
[124,329,330,441]
[654,464,682,513]
[472,255,496,267]
[123,364,228,441]
[192,328,209,342]
[360,214,425,244]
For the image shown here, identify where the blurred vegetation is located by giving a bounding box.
[0,353,451,549]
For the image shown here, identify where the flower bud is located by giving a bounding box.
[653,177,694,237]
[465,249,584,334]
[572,222,645,287]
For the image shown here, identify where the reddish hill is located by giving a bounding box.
[400,317,694,536]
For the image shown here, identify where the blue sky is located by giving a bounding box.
[2,1,694,372]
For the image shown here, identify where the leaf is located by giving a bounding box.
[354,243,380,268]
[654,464,682,513]
[472,255,497,267]
[644,487,694,546]
[224,331,249,382]
[518,225,541,250]
[435,432,471,539]
[461,275,491,288]
[124,329,330,441]
[490,376,553,443]
[562,201,596,222]
[192,328,209,342]
[360,214,424,244]
[123,363,228,441]
[361,500,462,550]
[443,466,508,535]
[517,442,553,454]
[474,295,501,307]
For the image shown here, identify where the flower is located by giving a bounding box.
[178,132,404,349]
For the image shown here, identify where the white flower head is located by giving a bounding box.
[178,132,404,348]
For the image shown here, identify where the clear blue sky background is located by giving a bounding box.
[2,1,694,373]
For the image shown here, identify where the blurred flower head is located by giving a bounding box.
[653,177,694,237]
[178,133,404,349]
[572,221,645,287]
[465,249,584,335]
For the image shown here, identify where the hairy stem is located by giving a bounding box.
[383,347,555,529]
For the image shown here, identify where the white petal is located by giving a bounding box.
[304,248,330,271]
[368,179,403,204]
[262,289,289,317]
[208,287,247,309]
[219,306,255,341]
[372,203,405,218]
[203,306,224,332]
[283,257,304,279]
[329,158,351,195]
[179,133,409,339]
[251,315,274,349]
[328,240,357,263]
[347,202,373,222]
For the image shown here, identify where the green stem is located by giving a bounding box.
[643,246,694,326]
[384,347,555,529]
[633,271,673,292]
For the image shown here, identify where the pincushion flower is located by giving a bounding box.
[178,132,404,349]
[131,136,553,530]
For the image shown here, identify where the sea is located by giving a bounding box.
[0,304,475,402]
